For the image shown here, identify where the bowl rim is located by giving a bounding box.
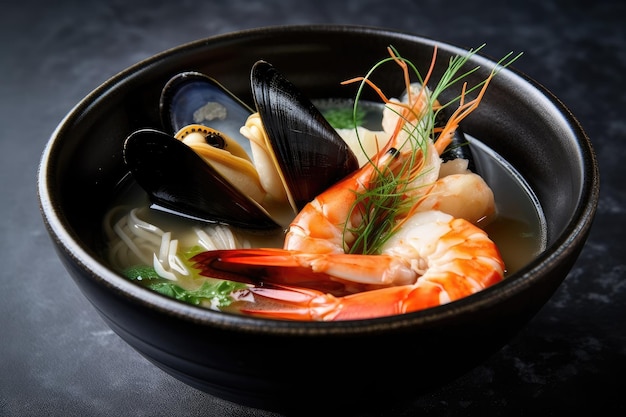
[37,24,600,335]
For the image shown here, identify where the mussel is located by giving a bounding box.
[159,71,255,156]
[393,85,477,173]
[123,62,359,230]
[249,60,359,211]
[124,128,281,229]
[435,106,476,172]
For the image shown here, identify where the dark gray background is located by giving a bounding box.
[2,0,624,415]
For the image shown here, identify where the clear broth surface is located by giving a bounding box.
[468,136,546,274]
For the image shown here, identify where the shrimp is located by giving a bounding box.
[191,46,509,320]
[416,172,496,226]
[191,153,503,320]
[284,45,498,253]
[194,210,503,320]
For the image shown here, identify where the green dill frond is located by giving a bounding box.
[342,45,521,255]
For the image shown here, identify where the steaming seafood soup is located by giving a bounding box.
[102,93,546,318]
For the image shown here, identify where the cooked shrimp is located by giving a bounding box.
[191,146,500,319]
[191,46,513,320]
[283,146,406,254]
[192,210,504,320]
[416,172,495,226]
[285,45,498,254]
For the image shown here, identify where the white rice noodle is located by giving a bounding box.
[105,206,251,281]
[195,225,251,250]
[153,232,189,281]
[195,227,219,250]
[157,231,171,264]
[112,216,152,266]
[153,253,178,281]
[128,208,164,245]
[167,238,188,276]
[102,205,129,241]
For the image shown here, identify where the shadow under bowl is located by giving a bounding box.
[38,25,599,413]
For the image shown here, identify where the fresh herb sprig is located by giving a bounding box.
[342,45,521,255]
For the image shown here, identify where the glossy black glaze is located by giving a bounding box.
[37,26,598,414]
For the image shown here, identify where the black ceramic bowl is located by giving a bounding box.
[38,25,599,413]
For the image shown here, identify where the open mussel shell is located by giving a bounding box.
[435,107,476,172]
[394,85,477,172]
[123,128,280,230]
[250,60,359,211]
[159,71,255,157]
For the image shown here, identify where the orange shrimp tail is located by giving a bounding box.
[329,283,445,320]
[243,285,340,321]
[191,249,357,295]
[243,281,446,321]
[191,248,293,279]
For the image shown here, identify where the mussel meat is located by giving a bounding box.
[124,128,281,230]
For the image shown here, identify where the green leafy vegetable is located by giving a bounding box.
[123,265,161,281]
[147,280,247,307]
[323,106,366,129]
[122,264,248,307]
